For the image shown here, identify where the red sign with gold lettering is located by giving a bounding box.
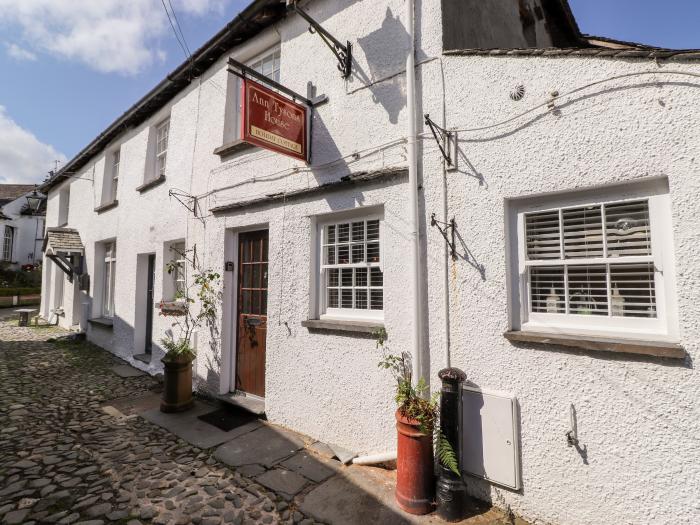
[240,78,308,162]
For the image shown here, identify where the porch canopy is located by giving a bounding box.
[43,227,84,281]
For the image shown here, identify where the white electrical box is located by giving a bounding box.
[461,386,521,490]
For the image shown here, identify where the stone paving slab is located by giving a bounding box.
[111,364,147,377]
[214,425,305,468]
[299,466,517,525]
[280,451,338,483]
[256,468,309,496]
[141,400,264,450]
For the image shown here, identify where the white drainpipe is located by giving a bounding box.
[352,451,397,465]
[406,0,422,384]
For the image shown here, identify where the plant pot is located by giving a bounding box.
[395,410,435,515]
[160,354,194,413]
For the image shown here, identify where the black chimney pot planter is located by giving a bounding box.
[436,367,469,522]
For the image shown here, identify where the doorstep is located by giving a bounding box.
[218,391,266,415]
[140,399,263,449]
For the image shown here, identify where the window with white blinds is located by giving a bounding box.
[525,199,658,321]
[319,216,383,320]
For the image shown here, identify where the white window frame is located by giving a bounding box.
[155,118,169,178]
[110,148,120,201]
[224,46,281,143]
[58,186,70,226]
[170,241,186,300]
[2,226,14,261]
[510,182,678,340]
[317,213,384,321]
[102,242,117,318]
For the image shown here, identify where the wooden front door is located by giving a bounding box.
[235,230,268,397]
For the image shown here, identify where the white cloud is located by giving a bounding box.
[0,107,66,185]
[5,43,37,61]
[0,1,228,75]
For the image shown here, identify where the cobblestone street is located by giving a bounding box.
[0,315,316,525]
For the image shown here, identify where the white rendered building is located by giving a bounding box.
[39,1,700,524]
[0,184,45,268]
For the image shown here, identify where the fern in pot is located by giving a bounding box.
[378,334,458,515]
[159,245,220,413]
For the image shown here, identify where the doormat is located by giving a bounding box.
[197,406,258,432]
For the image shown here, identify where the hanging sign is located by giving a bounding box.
[241,78,309,162]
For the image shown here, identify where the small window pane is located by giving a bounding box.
[341,268,353,287]
[352,222,365,241]
[328,269,339,287]
[328,289,339,308]
[563,205,604,259]
[367,220,380,240]
[338,245,350,264]
[526,210,561,260]
[568,265,608,316]
[370,268,383,287]
[605,200,651,257]
[325,245,336,265]
[610,263,656,318]
[352,243,365,263]
[338,223,350,243]
[370,289,383,310]
[326,225,335,244]
[367,242,380,263]
[529,266,565,313]
[341,289,353,308]
[355,268,367,286]
[355,289,368,309]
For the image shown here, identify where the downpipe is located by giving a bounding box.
[405,0,422,384]
[352,451,397,465]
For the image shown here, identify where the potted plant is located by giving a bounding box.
[379,348,459,516]
[159,246,220,413]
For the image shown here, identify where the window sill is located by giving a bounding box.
[301,318,384,334]
[504,330,686,359]
[94,200,119,213]
[88,317,114,329]
[213,139,256,157]
[136,174,166,193]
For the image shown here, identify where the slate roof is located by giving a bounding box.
[444,47,700,61]
[39,0,700,196]
[0,184,34,206]
[43,228,85,255]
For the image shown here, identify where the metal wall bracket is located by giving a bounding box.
[289,2,352,78]
[227,58,317,106]
[431,214,457,260]
[425,114,456,169]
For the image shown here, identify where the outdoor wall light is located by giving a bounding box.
[26,186,44,213]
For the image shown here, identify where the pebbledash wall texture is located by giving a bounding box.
[39,0,700,524]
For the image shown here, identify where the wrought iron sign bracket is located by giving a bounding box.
[289,2,352,78]
[425,114,458,171]
[227,58,328,107]
[431,213,457,260]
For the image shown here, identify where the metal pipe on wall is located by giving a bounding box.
[406,0,422,384]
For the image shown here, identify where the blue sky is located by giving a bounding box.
[0,0,698,184]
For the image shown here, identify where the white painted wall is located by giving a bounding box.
[39,0,700,523]
[1,192,44,267]
[419,55,700,525]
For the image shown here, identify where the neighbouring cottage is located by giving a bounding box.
[38,1,700,524]
[0,184,45,269]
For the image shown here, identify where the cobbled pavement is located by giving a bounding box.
[0,315,319,525]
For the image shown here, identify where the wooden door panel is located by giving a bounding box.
[235,230,268,397]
